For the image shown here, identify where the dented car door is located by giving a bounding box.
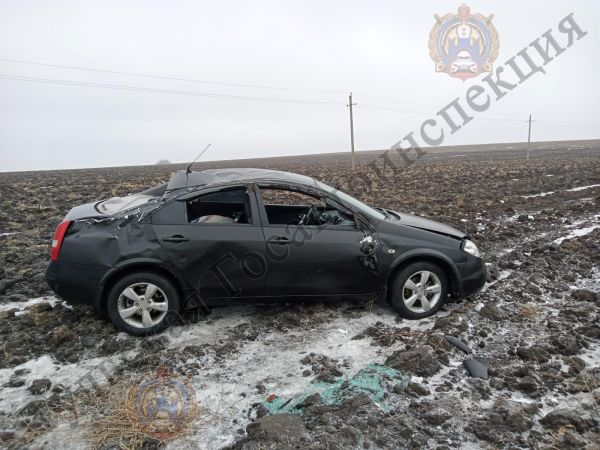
[256,185,380,296]
[152,185,267,301]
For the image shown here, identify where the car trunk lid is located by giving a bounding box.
[64,201,105,221]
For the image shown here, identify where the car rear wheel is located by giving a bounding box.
[107,272,180,336]
[390,262,448,320]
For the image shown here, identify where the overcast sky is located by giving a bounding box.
[0,0,598,171]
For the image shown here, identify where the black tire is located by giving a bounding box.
[390,261,448,320]
[107,272,181,336]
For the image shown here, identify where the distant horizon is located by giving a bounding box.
[2,137,598,174]
[2,1,599,172]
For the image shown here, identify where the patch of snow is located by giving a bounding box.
[30,422,90,450]
[510,392,536,404]
[521,191,555,199]
[0,296,65,313]
[0,351,136,413]
[481,270,512,293]
[577,197,595,203]
[578,342,600,369]
[160,304,444,449]
[553,225,600,245]
[575,267,600,292]
[0,232,17,237]
[498,270,513,281]
[497,247,515,257]
[566,184,600,192]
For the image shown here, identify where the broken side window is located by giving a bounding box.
[186,188,251,224]
[259,187,355,228]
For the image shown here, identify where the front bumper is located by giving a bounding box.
[45,261,109,309]
[456,255,487,299]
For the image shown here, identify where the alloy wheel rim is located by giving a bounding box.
[117,282,168,328]
[402,271,442,314]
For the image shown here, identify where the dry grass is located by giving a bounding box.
[29,310,55,328]
[592,389,600,414]
[83,369,217,450]
[50,325,76,344]
[519,304,540,317]
[547,424,579,450]
[3,371,189,449]
[86,376,155,450]
[580,376,600,415]
[3,366,224,450]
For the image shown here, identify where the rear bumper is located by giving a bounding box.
[456,256,487,299]
[45,261,109,309]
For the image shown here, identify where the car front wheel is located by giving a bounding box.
[107,272,181,336]
[390,262,448,320]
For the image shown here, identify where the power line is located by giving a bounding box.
[359,104,545,124]
[536,120,599,129]
[2,68,597,132]
[477,117,525,123]
[0,56,446,110]
[359,104,433,115]
[353,92,443,109]
[352,92,441,109]
[0,73,343,105]
[0,56,348,95]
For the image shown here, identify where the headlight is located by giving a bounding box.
[462,239,480,257]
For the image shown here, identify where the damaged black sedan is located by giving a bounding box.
[46,168,486,336]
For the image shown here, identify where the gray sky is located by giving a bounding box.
[1,0,598,171]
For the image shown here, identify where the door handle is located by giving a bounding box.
[162,235,190,243]
[268,236,291,245]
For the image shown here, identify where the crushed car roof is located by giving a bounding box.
[166,168,317,192]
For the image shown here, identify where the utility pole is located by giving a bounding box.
[348,93,356,170]
[526,114,533,161]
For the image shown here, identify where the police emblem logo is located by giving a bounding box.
[127,366,197,441]
[429,3,499,80]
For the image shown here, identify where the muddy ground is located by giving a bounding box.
[0,140,599,449]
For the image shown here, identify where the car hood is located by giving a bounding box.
[385,209,467,239]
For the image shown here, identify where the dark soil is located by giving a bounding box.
[0,141,599,449]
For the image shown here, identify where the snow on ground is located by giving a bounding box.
[566,184,600,192]
[2,299,458,450]
[2,203,599,449]
[521,191,555,199]
[30,422,91,450]
[519,184,600,199]
[0,351,137,413]
[164,303,451,449]
[0,296,66,314]
[531,271,600,418]
[553,225,600,245]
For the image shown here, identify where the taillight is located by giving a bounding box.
[51,220,72,261]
